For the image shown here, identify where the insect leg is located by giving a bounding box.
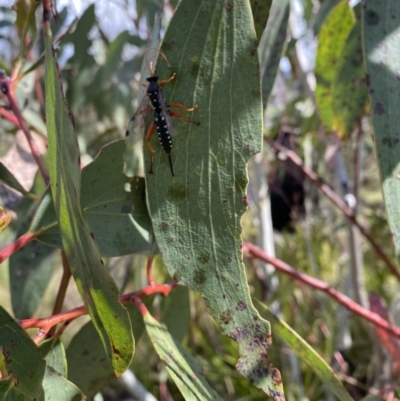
[159,73,176,87]
[170,111,200,126]
[146,122,157,174]
[169,103,198,112]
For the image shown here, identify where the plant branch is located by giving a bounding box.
[147,255,155,285]
[244,242,400,339]
[19,282,176,343]
[48,252,71,336]
[0,75,49,185]
[0,108,20,127]
[266,138,400,281]
[0,232,37,264]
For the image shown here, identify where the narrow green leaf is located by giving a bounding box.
[250,0,273,42]
[256,301,354,401]
[146,0,284,398]
[30,141,153,257]
[0,306,45,398]
[144,312,223,401]
[43,26,133,375]
[315,2,355,131]
[66,304,147,398]
[332,20,368,138]
[363,1,400,263]
[259,0,290,105]
[0,162,37,200]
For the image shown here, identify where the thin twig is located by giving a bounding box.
[0,232,37,264]
[48,252,71,336]
[20,282,176,343]
[0,108,20,127]
[0,76,49,184]
[244,242,400,339]
[147,255,155,285]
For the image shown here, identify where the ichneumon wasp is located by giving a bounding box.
[126,48,199,177]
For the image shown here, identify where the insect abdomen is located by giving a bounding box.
[155,112,172,154]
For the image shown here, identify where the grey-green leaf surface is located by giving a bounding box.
[146,0,284,398]
[256,301,354,401]
[332,20,368,139]
[30,141,153,257]
[315,2,355,131]
[40,339,67,377]
[0,306,45,398]
[41,366,86,401]
[259,0,290,106]
[363,1,400,265]
[43,25,133,375]
[9,241,59,319]
[161,285,190,343]
[144,312,222,400]
[66,303,147,398]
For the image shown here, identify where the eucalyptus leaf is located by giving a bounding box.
[44,22,134,376]
[0,306,45,398]
[363,1,400,265]
[145,0,284,398]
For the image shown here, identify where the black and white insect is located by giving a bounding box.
[126,48,199,176]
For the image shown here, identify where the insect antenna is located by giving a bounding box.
[144,47,171,75]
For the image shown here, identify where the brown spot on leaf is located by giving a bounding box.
[168,184,187,201]
[225,2,233,11]
[198,251,210,264]
[236,301,247,311]
[160,221,169,231]
[374,102,385,115]
[365,10,379,25]
[172,271,181,283]
[271,368,283,385]
[193,268,207,284]
[220,310,233,325]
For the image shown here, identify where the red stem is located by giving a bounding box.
[0,232,36,263]
[244,242,400,339]
[268,139,400,281]
[0,77,49,185]
[0,108,20,127]
[20,282,176,332]
[147,255,155,285]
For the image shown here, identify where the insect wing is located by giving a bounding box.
[125,95,150,145]
[157,87,177,137]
